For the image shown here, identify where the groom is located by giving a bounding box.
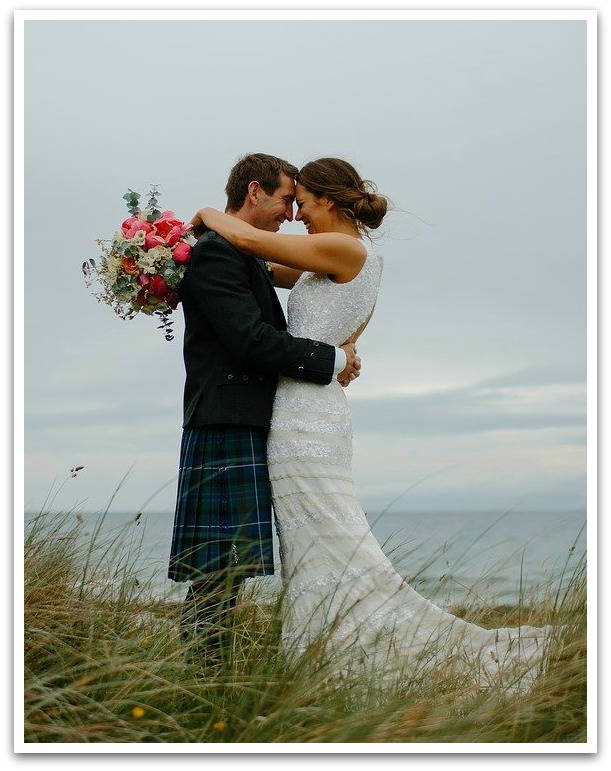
[168,153,360,660]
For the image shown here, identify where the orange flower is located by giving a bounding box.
[131,706,146,719]
[121,257,139,275]
[213,720,227,732]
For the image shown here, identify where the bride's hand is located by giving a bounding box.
[190,208,214,238]
[337,343,361,387]
[190,210,205,238]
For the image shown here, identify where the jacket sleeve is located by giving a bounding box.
[181,233,336,384]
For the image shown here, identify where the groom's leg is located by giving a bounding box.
[173,425,274,661]
[180,572,242,661]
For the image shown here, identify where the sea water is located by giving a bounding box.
[25,507,586,607]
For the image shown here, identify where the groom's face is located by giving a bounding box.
[252,173,296,232]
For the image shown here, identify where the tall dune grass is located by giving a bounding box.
[23,505,587,745]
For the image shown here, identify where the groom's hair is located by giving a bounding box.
[225,153,298,212]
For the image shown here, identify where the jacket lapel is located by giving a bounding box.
[254,257,274,286]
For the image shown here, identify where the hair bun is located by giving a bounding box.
[354,189,388,230]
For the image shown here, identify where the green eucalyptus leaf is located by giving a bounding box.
[123,189,142,216]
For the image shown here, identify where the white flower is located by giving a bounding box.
[105,253,122,276]
[138,245,171,273]
[129,230,147,247]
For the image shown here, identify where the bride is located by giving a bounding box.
[193,157,553,693]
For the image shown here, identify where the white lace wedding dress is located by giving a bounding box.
[267,243,552,692]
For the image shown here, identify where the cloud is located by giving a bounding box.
[349,366,585,436]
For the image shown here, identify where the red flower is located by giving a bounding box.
[166,290,180,309]
[172,241,192,264]
[148,274,170,299]
[154,211,190,238]
[134,289,148,307]
[140,211,191,250]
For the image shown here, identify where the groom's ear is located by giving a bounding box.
[247,181,261,204]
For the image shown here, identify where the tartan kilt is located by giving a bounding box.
[168,425,274,582]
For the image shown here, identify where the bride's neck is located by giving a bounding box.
[325,217,361,239]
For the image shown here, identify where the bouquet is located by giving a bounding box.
[83,186,193,341]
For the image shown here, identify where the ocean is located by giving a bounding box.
[25,507,586,608]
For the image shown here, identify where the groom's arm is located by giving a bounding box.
[182,234,351,384]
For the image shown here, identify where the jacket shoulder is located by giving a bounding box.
[196,229,240,255]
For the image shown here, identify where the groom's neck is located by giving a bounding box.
[225,203,260,229]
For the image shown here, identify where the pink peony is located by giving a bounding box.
[144,232,167,250]
[121,216,153,239]
[172,241,192,264]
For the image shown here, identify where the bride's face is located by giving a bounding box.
[294,183,332,235]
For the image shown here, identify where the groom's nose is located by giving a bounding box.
[284,202,294,222]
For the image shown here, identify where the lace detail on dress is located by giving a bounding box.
[287,249,383,346]
[273,393,351,416]
[273,491,364,534]
[272,416,352,437]
[284,562,395,605]
[267,437,353,468]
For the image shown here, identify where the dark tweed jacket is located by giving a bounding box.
[179,230,336,429]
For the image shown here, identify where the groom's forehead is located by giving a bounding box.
[275,174,296,200]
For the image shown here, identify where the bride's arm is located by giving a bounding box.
[269,264,303,289]
[192,208,366,282]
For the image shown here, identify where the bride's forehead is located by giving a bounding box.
[295,182,315,200]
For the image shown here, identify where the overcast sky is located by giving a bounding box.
[18,11,592,529]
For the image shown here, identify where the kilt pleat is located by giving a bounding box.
[168,425,274,582]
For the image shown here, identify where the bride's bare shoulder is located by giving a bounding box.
[312,232,367,258]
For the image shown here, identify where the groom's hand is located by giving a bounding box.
[337,342,361,387]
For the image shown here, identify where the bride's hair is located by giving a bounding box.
[297,158,389,231]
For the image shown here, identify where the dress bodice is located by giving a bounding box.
[286,244,383,346]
